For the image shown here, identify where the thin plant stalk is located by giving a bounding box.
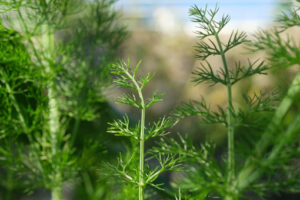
[52,186,62,200]
[216,35,236,200]
[176,5,260,199]
[17,11,63,199]
[48,83,62,200]
[124,70,146,200]
[214,33,235,184]
[195,8,236,187]
[139,95,145,200]
[109,61,180,199]
[42,26,63,200]
[209,23,236,198]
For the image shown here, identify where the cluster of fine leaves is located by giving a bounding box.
[0,0,127,199]
[107,60,181,200]
[236,1,300,198]
[0,22,46,197]
[160,3,300,200]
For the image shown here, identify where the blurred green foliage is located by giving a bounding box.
[0,0,127,199]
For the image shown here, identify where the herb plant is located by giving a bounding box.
[108,60,181,200]
[0,0,126,199]
[161,3,300,200]
[1,1,300,200]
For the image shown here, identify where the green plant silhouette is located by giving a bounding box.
[163,3,300,200]
[0,0,126,199]
[108,60,181,200]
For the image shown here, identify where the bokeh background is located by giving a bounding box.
[100,1,299,199]
[106,0,298,144]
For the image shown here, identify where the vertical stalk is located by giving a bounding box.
[51,186,62,200]
[214,33,235,183]
[124,69,146,200]
[138,88,145,200]
[44,27,62,200]
[213,31,237,200]
[16,7,63,200]
[47,81,60,156]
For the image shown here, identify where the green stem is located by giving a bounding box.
[138,88,145,200]
[214,33,235,184]
[45,29,63,200]
[47,81,60,156]
[43,26,60,159]
[51,185,62,200]
[124,69,146,200]
[237,70,300,191]
[16,7,63,199]
[18,5,61,166]
[48,84,63,200]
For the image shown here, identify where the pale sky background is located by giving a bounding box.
[115,0,285,34]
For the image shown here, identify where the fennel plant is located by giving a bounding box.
[108,60,181,200]
[0,0,126,199]
[161,3,300,200]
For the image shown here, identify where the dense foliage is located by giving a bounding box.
[0,0,126,199]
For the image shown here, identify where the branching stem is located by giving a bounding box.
[214,31,235,185]
[15,8,63,200]
[123,69,146,200]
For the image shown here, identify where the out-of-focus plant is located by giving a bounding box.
[0,21,38,200]
[235,1,300,198]
[0,0,126,199]
[107,60,181,200]
[159,2,300,200]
